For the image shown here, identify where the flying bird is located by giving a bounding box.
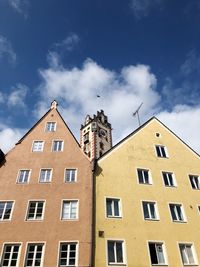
[97,95,100,98]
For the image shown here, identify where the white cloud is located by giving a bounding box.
[158,105,200,154]
[7,84,28,109]
[54,33,80,52]
[8,0,29,16]
[37,58,160,143]
[1,59,200,155]
[130,0,164,19]
[0,123,26,153]
[0,35,16,64]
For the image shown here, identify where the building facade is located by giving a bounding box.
[0,101,93,267]
[95,117,200,267]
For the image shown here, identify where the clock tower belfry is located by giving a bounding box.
[80,110,112,160]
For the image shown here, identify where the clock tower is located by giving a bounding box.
[80,110,112,160]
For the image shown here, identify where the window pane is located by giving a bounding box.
[149,243,158,264]
[116,242,123,263]
[143,203,149,218]
[114,200,119,216]
[108,242,115,263]
[150,203,156,219]
[156,244,165,264]
[106,199,112,216]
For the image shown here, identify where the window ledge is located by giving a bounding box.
[145,218,160,221]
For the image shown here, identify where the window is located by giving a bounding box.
[59,242,77,266]
[106,198,121,218]
[62,200,78,220]
[52,140,63,152]
[142,201,158,220]
[45,122,56,132]
[155,145,167,158]
[179,244,196,265]
[189,175,200,189]
[26,201,44,220]
[65,169,77,183]
[137,169,151,184]
[169,204,185,222]
[17,169,30,183]
[0,201,13,221]
[1,244,21,267]
[107,240,125,265]
[32,141,44,152]
[24,243,44,267]
[148,242,166,265]
[39,169,52,183]
[162,172,176,187]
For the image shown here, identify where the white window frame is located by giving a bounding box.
[32,141,44,152]
[39,168,52,183]
[24,242,45,267]
[106,239,126,265]
[17,169,31,184]
[178,242,198,265]
[45,121,56,132]
[189,174,200,190]
[0,201,14,221]
[147,241,168,265]
[64,169,77,183]
[61,200,79,220]
[142,201,159,221]
[137,168,152,185]
[58,241,78,267]
[52,140,64,152]
[162,171,176,187]
[0,242,22,267]
[105,197,122,218]
[155,145,168,158]
[26,200,45,221]
[169,203,186,222]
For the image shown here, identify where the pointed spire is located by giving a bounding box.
[51,100,58,109]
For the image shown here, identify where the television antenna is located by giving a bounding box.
[132,102,143,126]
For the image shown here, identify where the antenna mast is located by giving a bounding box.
[132,102,143,126]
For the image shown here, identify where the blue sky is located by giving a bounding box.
[0,0,200,153]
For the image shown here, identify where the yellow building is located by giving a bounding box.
[95,117,200,267]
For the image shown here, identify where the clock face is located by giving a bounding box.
[99,128,107,137]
